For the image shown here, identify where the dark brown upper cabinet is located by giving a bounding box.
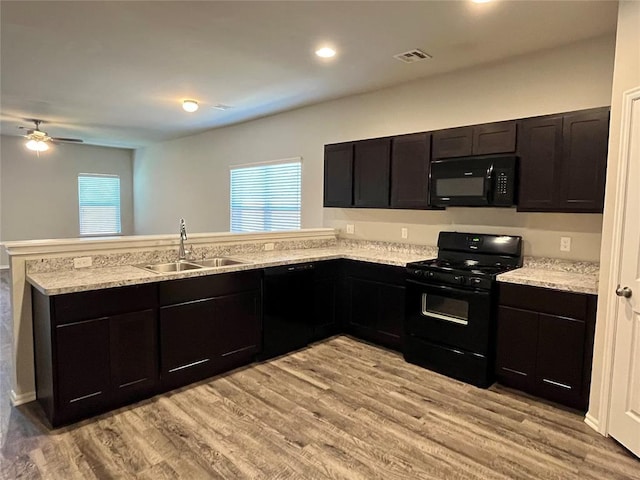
[323,142,354,207]
[518,107,609,213]
[353,137,392,207]
[390,132,433,209]
[432,121,516,159]
[517,115,563,211]
[559,109,609,212]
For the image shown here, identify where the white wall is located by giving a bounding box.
[588,0,640,432]
[134,34,615,261]
[0,135,134,264]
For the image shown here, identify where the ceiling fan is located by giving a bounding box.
[18,119,83,153]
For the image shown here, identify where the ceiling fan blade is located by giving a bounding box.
[51,137,84,143]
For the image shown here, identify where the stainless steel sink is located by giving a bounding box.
[137,261,203,273]
[195,258,245,268]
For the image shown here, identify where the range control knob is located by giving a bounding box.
[412,269,423,277]
[453,275,467,285]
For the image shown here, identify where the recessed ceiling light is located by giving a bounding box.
[315,47,336,58]
[471,0,492,3]
[182,100,199,112]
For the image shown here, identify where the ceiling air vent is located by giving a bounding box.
[213,104,233,111]
[393,48,432,64]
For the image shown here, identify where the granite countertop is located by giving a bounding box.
[27,245,599,296]
[497,257,599,295]
[27,246,433,296]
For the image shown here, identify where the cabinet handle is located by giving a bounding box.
[542,378,572,390]
[69,391,103,403]
[501,367,527,377]
[168,358,210,373]
[615,285,633,298]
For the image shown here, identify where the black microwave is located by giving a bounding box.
[429,155,517,207]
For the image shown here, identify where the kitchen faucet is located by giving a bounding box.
[178,218,188,261]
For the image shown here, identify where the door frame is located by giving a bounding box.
[590,86,640,435]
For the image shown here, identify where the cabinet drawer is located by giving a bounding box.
[160,270,261,305]
[53,284,157,325]
[498,283,588,320]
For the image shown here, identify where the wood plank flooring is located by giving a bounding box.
[1,270,638,479]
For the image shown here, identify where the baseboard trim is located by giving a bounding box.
[10,389,36,406]
[584,412,603,435]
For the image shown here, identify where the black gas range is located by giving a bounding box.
[404,232,522,387]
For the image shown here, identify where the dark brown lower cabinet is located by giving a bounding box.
[32,284,158,427]
[313,260,342,341]
[158,270,262,391]
[110,310,158,404]
[55,317,110,423]
[496,283,597,411]
[344,261,405,350]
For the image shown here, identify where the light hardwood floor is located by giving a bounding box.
[1,270,638,479]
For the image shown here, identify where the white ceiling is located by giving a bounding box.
[0,1,618,149]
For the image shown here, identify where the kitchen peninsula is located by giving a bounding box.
[4,228,598,426]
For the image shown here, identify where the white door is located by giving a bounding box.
[608,87,640,457]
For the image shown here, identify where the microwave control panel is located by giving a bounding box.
[493,168,514,205]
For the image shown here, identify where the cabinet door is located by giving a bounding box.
[348,277,379,331]
[353,138,391,207]
[377,283,405,350]
[473,121,517,155]
[313,277,338,341]
[495,306,538,392]
[517,116,563,211]
[160,299,217,388]
[390,133,432,209]
[536,314,586,409]
[324,142,354,207]
[348,276,404,351]
[559,108,609,212]
[55,318,110,423]
[214,290,260,370]
[110,309,158,403]
[432,126,473,159]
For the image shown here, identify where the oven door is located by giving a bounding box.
[429,158,492,207]
[405,279,493,355]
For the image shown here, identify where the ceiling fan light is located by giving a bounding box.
[26,139,49,152]
[182,100,199,112]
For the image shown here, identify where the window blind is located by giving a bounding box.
[78,174,122,236]
[230,160,301,233]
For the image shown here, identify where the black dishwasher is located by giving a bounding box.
[258,263,315,361]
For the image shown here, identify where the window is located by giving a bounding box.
[230,159,301,232]
[78,174,121,236]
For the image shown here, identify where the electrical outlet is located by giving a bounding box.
[401,227,408,239]
[264,242,275,251]
[346,224,355,234]
[560,237,571,252]
[73,256,92,268]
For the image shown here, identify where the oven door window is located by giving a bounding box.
[421,293,469,325]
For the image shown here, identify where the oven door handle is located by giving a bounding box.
[406,278,490,297]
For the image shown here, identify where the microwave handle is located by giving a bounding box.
[484,165,494,202]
